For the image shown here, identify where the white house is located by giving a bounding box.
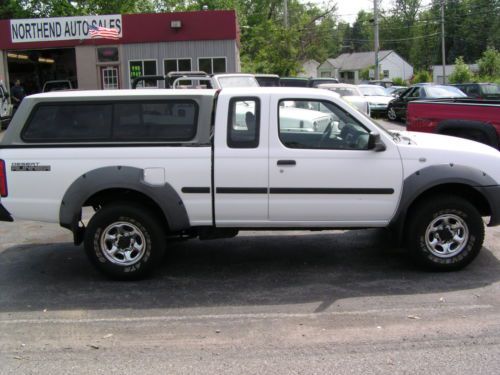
[318,50,413,84]
[298,59,320,77]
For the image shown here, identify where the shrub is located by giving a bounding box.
[478,47,500,78]
[448,57,474,83]
[412,70,432,84]
[391,77,407,86]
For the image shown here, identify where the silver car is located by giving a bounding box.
[317,83,370,116]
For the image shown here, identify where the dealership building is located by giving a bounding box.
[0,10,240,94]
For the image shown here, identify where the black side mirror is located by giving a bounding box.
[368,132,386,152]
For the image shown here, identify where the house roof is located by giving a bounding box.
[325,50,394,71]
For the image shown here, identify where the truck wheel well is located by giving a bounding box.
[407,183,491,219]
[437,120,499,149]
[83,188,169,230]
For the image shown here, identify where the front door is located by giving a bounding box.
[268,97,403,226]
[100,66,120,90]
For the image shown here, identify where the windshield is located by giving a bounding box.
[217,76,259,88]
[359,86,388,96]
[326,87,361,97]
[426,86,467,98]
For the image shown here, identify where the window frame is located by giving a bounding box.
[128,59,158,88]
[227,96,261,149]
[163,58,193,74]
[277,98,371,151]
[21,99,199,144]
[198,56,227,74]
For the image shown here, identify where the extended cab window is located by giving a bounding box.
[23,100,198,142]
[278,100,370,150]
[23,104,112,142]
[227,97,260,148]
[113,101,197,141]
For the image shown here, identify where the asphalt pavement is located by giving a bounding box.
[2,120,500,374]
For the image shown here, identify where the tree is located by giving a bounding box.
[477,47,500,78]
[448,57,474,83]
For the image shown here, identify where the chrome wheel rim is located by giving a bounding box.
[100,221,146,266]
[388,107,396,120]
[425,214,469,258]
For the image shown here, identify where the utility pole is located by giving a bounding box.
[374,0,380,80]
[284,0,288,28]
[441,0,446,84]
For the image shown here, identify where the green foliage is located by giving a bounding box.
[360,67,371,81]
[478,47,500,78]
[391,77,407,86]
[448,57,474,83]
[412,70,432,83]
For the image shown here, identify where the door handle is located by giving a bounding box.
[277,160,296,166]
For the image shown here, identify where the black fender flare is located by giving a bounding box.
[389,164,497,242]
[59,166,190,241]
[436,119,499,149]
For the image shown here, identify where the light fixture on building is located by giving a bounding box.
[38,57,55,64]
[7,53,29,60]
[170,20,182,29]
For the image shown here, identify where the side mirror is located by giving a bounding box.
[368,132,386,152]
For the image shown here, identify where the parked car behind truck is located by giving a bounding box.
[1,88,500,280]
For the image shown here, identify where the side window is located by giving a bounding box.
[467,85,480,97]
[402,88,415,98]
[419,88,426,97]
[23,104,112,142]
[114,100,198,141]
[227,98,260,148]
[410,88,421,98]
[278,100,370,150]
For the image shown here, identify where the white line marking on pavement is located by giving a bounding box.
[0,304,492,325]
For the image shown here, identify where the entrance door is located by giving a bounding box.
[101,66,120,90]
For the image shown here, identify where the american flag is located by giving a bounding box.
[88,24,120,40]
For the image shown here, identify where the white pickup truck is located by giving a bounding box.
[1,88,499,279]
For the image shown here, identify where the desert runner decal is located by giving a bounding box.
[11,162,51,172]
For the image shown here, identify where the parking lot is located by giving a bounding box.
[1,122,500,374]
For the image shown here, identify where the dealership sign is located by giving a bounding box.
[10,15,122,43]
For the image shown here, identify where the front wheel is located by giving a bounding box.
[84,203,166,280]
[406,195,484,271]
[387,106,398,121]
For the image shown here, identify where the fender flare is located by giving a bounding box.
[389,164,497,241]
[59,166,190,241]
[436,119,499,149]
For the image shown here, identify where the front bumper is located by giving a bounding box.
[477,185,500,226]
[368,104,388,115]
[0,203,13,222]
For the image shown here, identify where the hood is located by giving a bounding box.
[395,130,500,182]
[365,96,392,105]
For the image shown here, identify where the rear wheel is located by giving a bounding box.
[84,202,166,280]
[406,195,484,271]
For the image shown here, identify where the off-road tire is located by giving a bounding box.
[84,202,166,280]
[406,195,484,271]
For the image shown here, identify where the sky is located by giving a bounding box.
[307,0,432,24]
